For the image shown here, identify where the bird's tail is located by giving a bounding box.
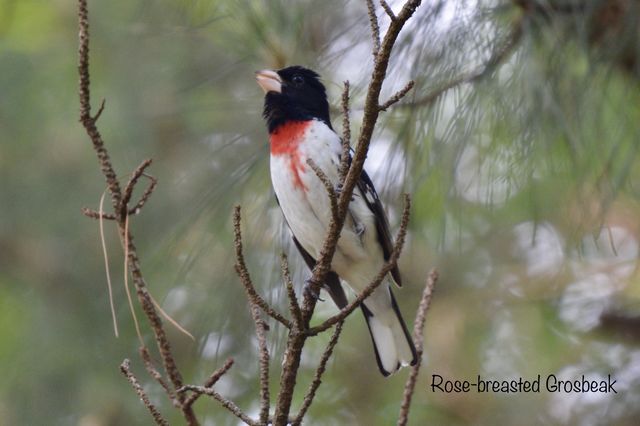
[361,285,417,376]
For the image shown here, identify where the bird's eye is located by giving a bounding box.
[292,75,304,86]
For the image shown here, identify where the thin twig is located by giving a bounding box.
[281,253,303,329]
[365,0,381,57]
[339,81,351,183]
[292,321,344,425]
[120,359,169,426]
[128,173,158,215]
[140,347,179,407]
[204,358,235,387]
[233,206,292,329]
[93,98,106,121]
[306,158,339,222]
[78,0,122,209]
[123,233,194,418]
[307,194,411,336]
[184,358,235,408]
[179,386,258,426]
[380,0,396,20]
[397,269,438,426]
[82,207,117,220]
[379,80,415,111]
[234,208,274,422]
[122,158,153,209]
[250,303,271,424]
[123,213,144,347]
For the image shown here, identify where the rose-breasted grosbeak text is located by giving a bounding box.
[256,66,417,376]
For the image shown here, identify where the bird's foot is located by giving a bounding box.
[304,278,325,302]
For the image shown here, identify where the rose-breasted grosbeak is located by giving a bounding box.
[256,65,417,376]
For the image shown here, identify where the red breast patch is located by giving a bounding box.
[270,121,311,191]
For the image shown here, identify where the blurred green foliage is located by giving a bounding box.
[1,0,639,424]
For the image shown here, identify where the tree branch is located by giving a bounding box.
[233,206,293,329]
[140,346,179,408]
[379,80,415,111]
[121,158,158,216]
[250,303,271,424]
[78,0,121,210]
[81,207,117,220]
[281,253,303,329]
[306,158,339,222]
[183,358,235,409]
[179,385,257,426]
[292,321,344,425]
[397,269,438,426]
[78,1,197,423]
[121,226,190,407]
[365,0,381,57]
[339,81,351,183]
[301,0,424,319]
[120,359,169,426]
[122,159,153,210]
[380,0,396,20]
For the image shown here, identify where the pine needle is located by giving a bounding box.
[149,293,195,341]
[99,190,119,338]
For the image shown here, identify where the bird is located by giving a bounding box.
[255,65,417,376]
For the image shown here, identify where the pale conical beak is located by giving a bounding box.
[255,69,282,94]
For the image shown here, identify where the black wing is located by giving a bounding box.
[353,158,402,286]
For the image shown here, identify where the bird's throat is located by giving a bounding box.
[269,121,310,154]
[270,120,311,191]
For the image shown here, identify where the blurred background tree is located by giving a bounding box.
[1,0,639,424]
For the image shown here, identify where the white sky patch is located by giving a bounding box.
[364,136,407,190]
[513,221,565,277]
[164,286,189,311]
[201,331,233,359]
